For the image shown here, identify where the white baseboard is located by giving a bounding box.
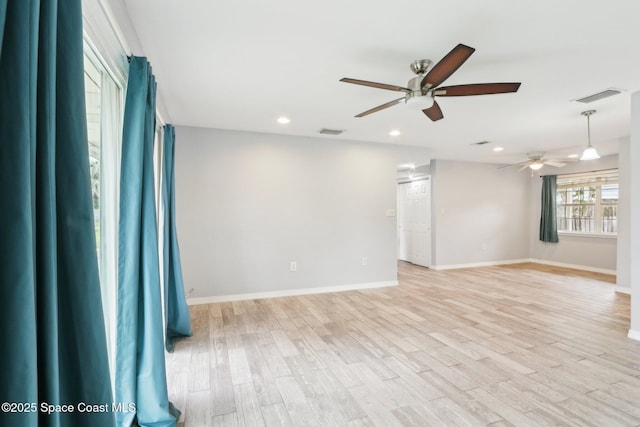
[428,258,617,277]
[628,329,640,342]
[614,286,631,295]
[187,280,398,305]
[530,259,616,276]
[430,258,531,271]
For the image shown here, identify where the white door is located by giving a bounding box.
[397,179,431,267]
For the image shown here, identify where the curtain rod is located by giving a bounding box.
[97,0,167,128]
[539,167,617,178]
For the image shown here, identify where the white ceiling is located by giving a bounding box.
[119,0,640,164]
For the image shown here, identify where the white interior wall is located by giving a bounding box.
[172,128,625,301]
[617,138,631,290]
[430,159,531,268]
[174,126,431,300]
[528,154,619,273]
[628,91,640,340]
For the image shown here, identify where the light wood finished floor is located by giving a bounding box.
[166,262,640,426]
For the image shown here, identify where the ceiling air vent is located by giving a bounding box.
[472,140,491,146]
[575,89,621,104]
[319,128,344,136]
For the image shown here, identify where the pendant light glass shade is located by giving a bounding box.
[580,146,600,160]
[580,110,600,160]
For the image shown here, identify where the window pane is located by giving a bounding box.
[83,46,123,392]
[601,205,617,233]
[601,184,618,203]
[84,56,102,259]
[601,183,618,232]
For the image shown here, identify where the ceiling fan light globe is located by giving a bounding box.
[405,94,434,110]
[580,146,600,160]
[529,162,544,171]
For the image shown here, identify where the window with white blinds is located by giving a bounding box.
[555,169,618,235]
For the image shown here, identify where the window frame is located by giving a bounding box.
[555,170,618,238]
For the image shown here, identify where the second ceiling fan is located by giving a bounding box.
[340,43,521,121]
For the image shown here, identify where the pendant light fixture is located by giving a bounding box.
[580,110,600,160]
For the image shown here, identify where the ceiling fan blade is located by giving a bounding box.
[340,78,410,93]
[543,161,567,168]
[355,97,405,118]
[545,158,578,163]
[518,164,531,172]
[422,100,443,121]
[421,43,475,89]
[434,82,522,97]
[498,160,530,169]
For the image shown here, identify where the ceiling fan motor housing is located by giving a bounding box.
[410,59,432,75]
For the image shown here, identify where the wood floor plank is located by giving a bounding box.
[167,262,640,426]
[242,334,283,407]
[391,405,443,427]
[261,403,293,427]
[233,383,265,427]
[587,388,640,419]
[428,395,491,426]
[467,387,539,426]
[308,368,367,422]
[420,370,505,425]
[347,383,404,427]
[184,390,212,427]
[211,412,239,427]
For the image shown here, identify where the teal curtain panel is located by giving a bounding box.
[0,1,114,426]
[161,125,192,352]
[115,56,178,427]
[540,175,559,243]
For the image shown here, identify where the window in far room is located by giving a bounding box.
[556,169,618,235]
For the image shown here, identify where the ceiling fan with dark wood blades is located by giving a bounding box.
[340,43,521,121]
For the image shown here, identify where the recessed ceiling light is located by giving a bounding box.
[277,117,290,124]
[493,146,504,152]
[389,129,401,136]
[568,154,579,158]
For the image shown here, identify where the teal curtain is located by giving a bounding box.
[115,56,178,427]
[161,125,192,352]
[0,1,114,426]
[540,175,559,243]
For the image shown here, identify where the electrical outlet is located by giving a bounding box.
[290,261,297,272]
[362,257,368,266]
